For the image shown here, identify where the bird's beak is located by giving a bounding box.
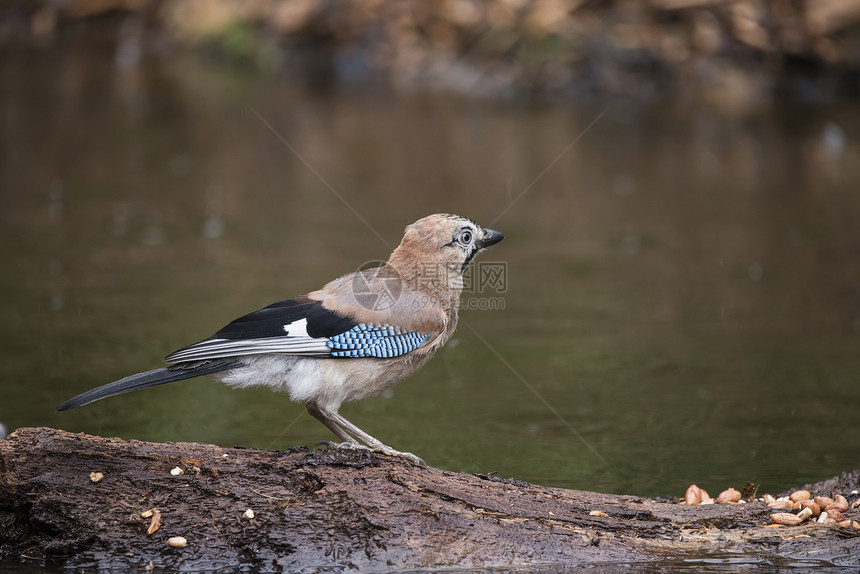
[479,228,504,249]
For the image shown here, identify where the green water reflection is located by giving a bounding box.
[1,41,859,499]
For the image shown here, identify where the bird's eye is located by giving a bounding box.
[458,229,473,246]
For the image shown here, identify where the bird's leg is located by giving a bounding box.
[329,411,426,466]
[305,402,356,445]
[305,402,376,455]
[305,402,425,466]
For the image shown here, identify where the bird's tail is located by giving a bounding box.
[57,359,241,411]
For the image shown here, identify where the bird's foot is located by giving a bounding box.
[370,444,426,466]
[333,441,371,452]
[333,441,426,466]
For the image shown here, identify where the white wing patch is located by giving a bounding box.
[283,318,310,337]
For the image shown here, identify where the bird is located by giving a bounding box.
[58,214,504,465]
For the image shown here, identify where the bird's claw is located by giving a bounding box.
[333,441,426,466]
[334,441,370,452]
[372,444,426,466]
[386,449,426,466]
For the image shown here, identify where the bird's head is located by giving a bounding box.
[388,214,504,291]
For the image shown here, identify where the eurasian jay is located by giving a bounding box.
[58,214,504,465]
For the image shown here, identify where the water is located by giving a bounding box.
[2,36,859,510]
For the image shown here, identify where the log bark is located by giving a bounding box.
[1,427,858,570]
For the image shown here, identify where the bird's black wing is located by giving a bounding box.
[164,297,358,363]
[211,296,356,339]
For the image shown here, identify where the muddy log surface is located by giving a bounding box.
[1,428,858,571]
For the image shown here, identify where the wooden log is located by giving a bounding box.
[1,427,858,570]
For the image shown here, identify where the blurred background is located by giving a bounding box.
[1,0,859,500]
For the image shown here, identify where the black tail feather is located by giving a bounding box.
[57,360,241,412]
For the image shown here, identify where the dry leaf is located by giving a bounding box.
[146,509,162,535]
